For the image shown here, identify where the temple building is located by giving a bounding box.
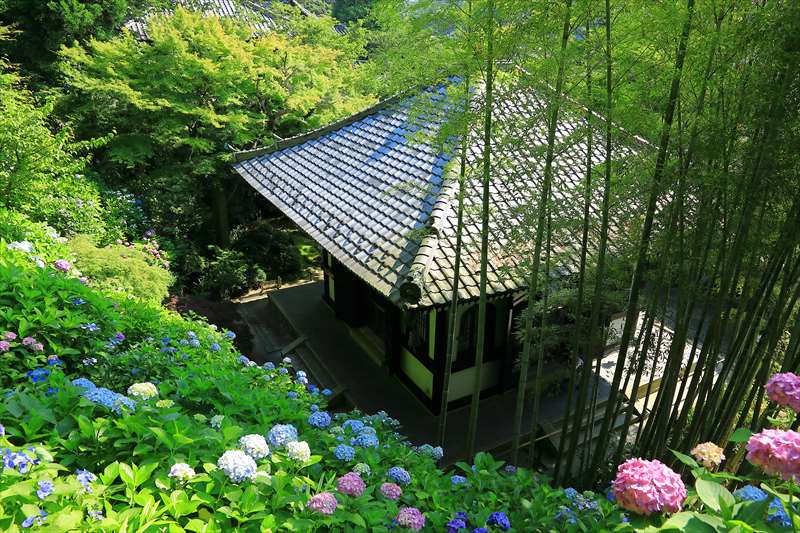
[233,81,642,412]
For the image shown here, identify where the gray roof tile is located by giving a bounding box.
[234,81,645,308]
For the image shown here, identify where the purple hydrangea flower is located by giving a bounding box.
[336,472,366,497]
[396,507,425,531]
[3,332,16,341]
[380,482,403,500]
[54,259,71,272]
[0,341,9,352]
[307,492,337,515]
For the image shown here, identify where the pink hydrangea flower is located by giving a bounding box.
[766,373,800,413]
[54,259,71,272]
[396,507,425,531]
[612,458,686,515]
[336,472,366,497]
[3,332,16,341]
[380,482,402,500]
[306,492,337,515]
[746,429,800,480]
[0,341,9,352]
[22,337,35,346]
[32,343,44,352]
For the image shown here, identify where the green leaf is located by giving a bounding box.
[660,512,717,532]
[670,449,700,469]
[695,478,734,512]
[729,428,752,443]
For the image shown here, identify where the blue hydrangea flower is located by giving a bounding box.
[81,323,100,332]
[446,518,467,532]
[297,376,308,385]
[296,370,307,378]
[22,510,47,528]
[287,391,298,399]
[417,443,444,461]
[210,343,220,351]
[387,466,411,485]
[263,362,275,371]
[487,512,511,531]
[333,444,356,461]
[186,331,197,339]
[310,404,319,412]
[455,511,469,524]
[554,505,577,525]
[0,423,4,436]
[76,469,96,493]
[82,387,135,414]
[503,464,517,474]
[87,509,103,521]
[72,378,96,390]
[278,367,289,375]
[188,339,201,348]
[71,298,86,306]
[451,475,467,486]
[36,480,53,499]
[473,528,489,533]
[225,331,236,340]
[307,384,319,393]
[342,420,365,433]
[352,433,379,448]
[238,355,251,366]
[768,497,793,528]
[267,424,298,448]
[27,369,49,384]
[3,448,38,473]
[308,411,331,429]
[322,388,332,396]
[734,485,768,501]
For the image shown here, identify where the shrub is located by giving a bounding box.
[68,235,173,304]
[0,209,70,264]
[231,220,303,279]
[198,246,266,299]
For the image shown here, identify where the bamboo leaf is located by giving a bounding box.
[729,428,752,443]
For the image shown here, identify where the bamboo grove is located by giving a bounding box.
[373,0,800,486]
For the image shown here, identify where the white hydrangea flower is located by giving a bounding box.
[168,463,196,482]
[127,382,158,400]
[286,441,311,463]
[7,241,34,253]
[217,450,256,483]
[239,434,270,460]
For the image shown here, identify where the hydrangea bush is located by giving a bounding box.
[7,227,800,532]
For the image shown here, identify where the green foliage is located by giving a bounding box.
[59,7,375,249]
[332,0,375,24]
[0,209,70,263]
[230,220,303,279]
[0,0,159,80]
[67,235,174,304]
[198,246,266,300]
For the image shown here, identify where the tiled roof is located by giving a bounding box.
[124,0,276,40]
[233,80,646,309]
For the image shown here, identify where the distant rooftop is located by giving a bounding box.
[124,0,345,40]
[233,80,645,309]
